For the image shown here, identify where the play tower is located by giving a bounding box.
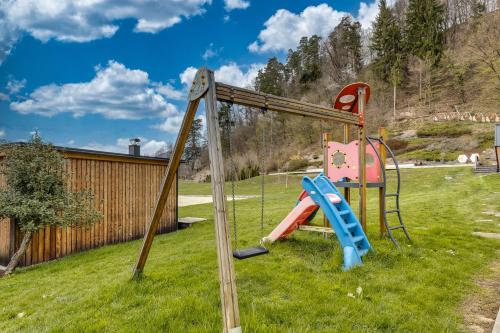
[265,83,411,249]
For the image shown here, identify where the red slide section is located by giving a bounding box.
[263,193,341,242]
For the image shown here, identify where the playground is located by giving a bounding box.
[1,1,499,331]
[0,167,499,332]
[1,68,499,333]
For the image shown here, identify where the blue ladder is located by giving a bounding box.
[302,174,372,270]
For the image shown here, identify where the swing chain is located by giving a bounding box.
[224,101,238,248]
[260,107,267,241]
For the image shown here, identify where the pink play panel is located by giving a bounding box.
[326,140,381,182]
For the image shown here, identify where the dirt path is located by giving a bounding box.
[178,195,257,207]
[461,260,500,333]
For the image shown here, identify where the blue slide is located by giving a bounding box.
[302,174,372,270]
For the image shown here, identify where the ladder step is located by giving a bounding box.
[346,222,357,229]
[385,193,399,197]
[385,209,400,214]
[358,249,369,256]
[339,210,350,216]
[352,235,364,243]
[297,225,334,234]
[389,225,404,231]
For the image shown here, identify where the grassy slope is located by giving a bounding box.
[392,122,497,163]
[0,168,499,332]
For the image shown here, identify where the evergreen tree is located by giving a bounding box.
[184,117,204,172]
[371,0,405,83]
[299,35,322,85]
[218,103,233,156]
[405,0,445,65]
[286,48,302,89]
[254,57,286,96]
[324,16,363,84]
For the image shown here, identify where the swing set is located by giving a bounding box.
[132,67,373,333]
[223,101,269,259]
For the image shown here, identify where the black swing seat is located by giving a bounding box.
[233,246,269,260]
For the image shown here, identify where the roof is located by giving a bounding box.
[55,145,170,162]
[1,142,184,166]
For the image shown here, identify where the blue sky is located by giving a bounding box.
[0,0,380,155]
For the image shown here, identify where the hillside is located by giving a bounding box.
[277,10,499,168]
[394,10,500,120]
[188,7,499,180]
[367,10,499,165]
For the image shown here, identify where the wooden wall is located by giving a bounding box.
[0,160,11,265]
[0,219,12,265]
[0,152,177,267]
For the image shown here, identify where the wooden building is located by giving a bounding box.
[0,145,178,267]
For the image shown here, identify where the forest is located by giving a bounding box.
[173,0,499,180]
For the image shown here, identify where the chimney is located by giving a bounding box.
[129,138,141,156]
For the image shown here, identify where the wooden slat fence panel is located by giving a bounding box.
[0,153,177,267]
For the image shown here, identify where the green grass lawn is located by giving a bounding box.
[1,168,499,332]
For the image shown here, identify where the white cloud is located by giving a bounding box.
[159,62,262,135]
[155,112,184,133]
[10,60,178,120]
[357,0,395,30]
[357,1,379,30]
[0,0,211,64]
[81,140,128,154]
[6,78,26,94]
[142,139,169,156]
[157,83,184,100]
[180,67,198,86]
[0,129,5,138]
[0,8,20,66]
[202,48,216,60]
[202,43,221,60]
[179,62,264,89]
[248,41,259,53]
[67,139,75,145]
[249,2,388,53]
[224,0,250,11]
[214,63,263,88]
[0,92,9,101]
[81,137,168,156]
[249,4,347,53]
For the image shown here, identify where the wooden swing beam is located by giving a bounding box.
[132,67,367,333]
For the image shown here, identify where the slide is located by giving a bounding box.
[264,174,372,270]
[262,193,341,243]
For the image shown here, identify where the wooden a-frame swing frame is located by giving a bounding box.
[132,67,368,333]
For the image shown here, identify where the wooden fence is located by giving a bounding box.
[0,148,178,267]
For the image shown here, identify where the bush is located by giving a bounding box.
[308,160,323,168]
[386,138,408,152]
[476,131,494,149]
[238,165,260,180]
[287,158,309,171]
[416,123,472,138]
[401,149,457,162]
